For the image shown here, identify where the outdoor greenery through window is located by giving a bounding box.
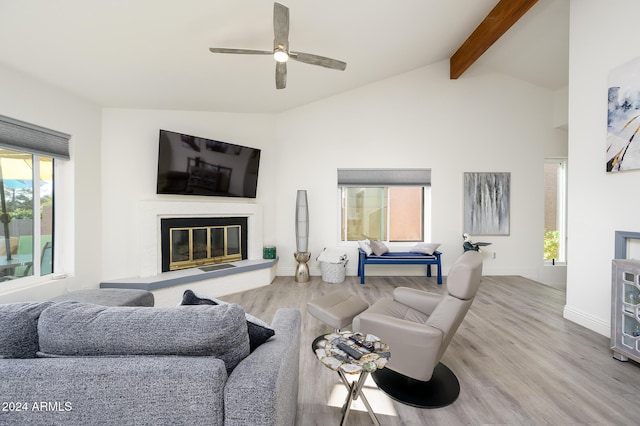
[341,186,424,242]
[0,149,53,281]
[544,159,567,263]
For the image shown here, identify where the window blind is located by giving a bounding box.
[0,114,70,160]
[337,168,431,186]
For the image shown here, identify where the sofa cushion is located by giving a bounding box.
[181,289,274,352]
[0,301,53,358]
[37,301,250,372]
[2,357,228,425]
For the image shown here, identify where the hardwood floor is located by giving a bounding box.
[220,275,640,425]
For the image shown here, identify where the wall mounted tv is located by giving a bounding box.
[157,129,261,198]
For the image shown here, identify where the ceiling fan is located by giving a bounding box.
[209,2,347,89]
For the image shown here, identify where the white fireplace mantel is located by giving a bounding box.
[138,198,263,277]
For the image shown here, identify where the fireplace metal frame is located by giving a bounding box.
[160,217,248,272]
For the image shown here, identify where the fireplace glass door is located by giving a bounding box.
[169,225,242,270]
[227,226,240,256]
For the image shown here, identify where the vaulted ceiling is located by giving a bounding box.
[0,0,568,113]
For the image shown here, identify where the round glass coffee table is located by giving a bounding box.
[312,331,390,425]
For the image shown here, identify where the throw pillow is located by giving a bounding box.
[357,239,373,256]
[181,290,275,352]
[410,243,441,255]
[0,301,53,358]
[369,240,389,256]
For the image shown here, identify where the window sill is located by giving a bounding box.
[544,261,566,267]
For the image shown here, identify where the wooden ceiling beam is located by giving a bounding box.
[450,0,539,79]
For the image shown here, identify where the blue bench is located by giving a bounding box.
[357,249,442,285]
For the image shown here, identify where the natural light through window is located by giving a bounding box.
[340,187,425,242]
[544,158,567,264]
[326,375,397,417]
[0,149,54,282]
[337,168,431,244]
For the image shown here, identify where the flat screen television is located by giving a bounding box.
[156,129,261,198]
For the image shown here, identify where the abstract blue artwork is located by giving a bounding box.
[607,56,640,172]
[463,172,510,235]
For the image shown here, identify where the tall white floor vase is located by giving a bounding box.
[294,190,310,282]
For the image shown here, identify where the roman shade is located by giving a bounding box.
[0,114,70,160]
[337,168,431,186]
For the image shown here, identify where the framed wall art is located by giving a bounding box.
[463,172,510,235]
[607,56,640,172]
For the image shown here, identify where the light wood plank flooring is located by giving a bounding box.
[220,275,640,425]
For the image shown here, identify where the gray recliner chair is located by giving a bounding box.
[352,250,483,408]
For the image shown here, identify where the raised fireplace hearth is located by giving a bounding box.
[102,201,274,301]
[160,217,248,272]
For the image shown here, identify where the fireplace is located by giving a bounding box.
[160,217,248,272]
[137,200,263,278]
[101,202,272,297]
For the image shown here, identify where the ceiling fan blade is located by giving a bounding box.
[290,51,347,71]
[276,62,287,89]
[209,48,272,55]
[273,2,289,49]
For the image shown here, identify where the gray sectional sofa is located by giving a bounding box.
[0,300,301,426]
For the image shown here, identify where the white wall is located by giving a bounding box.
[565,0,640,336]
[0,64,102,302]
[101,109,276,280]
[99,61,566,284]
[0,43,569,305]
[275,60,567,279]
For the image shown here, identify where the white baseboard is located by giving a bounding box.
[563,304,610,338]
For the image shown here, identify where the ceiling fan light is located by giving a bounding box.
[274,50,289,63]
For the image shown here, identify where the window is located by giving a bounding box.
[0,115,70,284]
[338,169,430,243]
[0,151,53,280]
[544,158,567,264]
